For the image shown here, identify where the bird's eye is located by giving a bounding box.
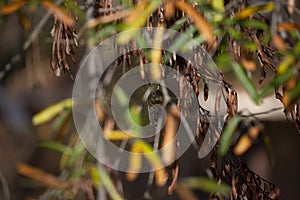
[152,92,155,96]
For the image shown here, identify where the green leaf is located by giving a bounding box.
[117,0,134,8]
[181,177,231,196]
[259,84,274,99]
[169,16,188,31]
[243,40,258,51]
[273,66,296,85]
[211,0,224,22]
[219,115,241,156]
[240,19,268,30]
[262,134,275,165]
[129,105,142,126]
[232,62,261,104]
[228,27,242,39]
[260,64,296,99]
[39,140,73,155]
[51,108,72,131]
[90,166,101,187]
[169,26,197,52]
[96,165,126,200]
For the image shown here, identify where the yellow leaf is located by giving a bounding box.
[155,168,168,186]
[124,0,148,24]
[32,98,73,125]
[0,0,26,15]
[42,1,74,26]
[126,140,167,185]
[126,151,142,181]
[277,55,295,74]
[233,126,260,156]
[175,0,215,48]
[103,130,133,140]
[235,2,275,19]
[211,0,224,22]
[151,27,164,81]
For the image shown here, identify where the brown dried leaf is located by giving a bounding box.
[164,0,175,19]
[287,0,295,15]
[95,100,105,122]
[272,34,286,51]
[277,22,300,31]
[168,164,179,195]
[87,9,131,28]
[0,0,26,15]
[162,105,179,165]
[17,162,66,188]
[18,10,31,31]
[241,48,256,71]
[228,87,238,117]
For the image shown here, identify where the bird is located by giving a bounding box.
[147,84,167,132]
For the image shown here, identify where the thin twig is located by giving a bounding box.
[239,107,283,118]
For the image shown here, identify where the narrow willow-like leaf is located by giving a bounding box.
[219,115,241,156]
[235,2,275,19]
[17,162,66,188]
[211,0,224,22]
[51,108,71,131]
[232,62,260,104]
[104,130,133,140]
[39,140,73,155]
[282,79,300,107]
[151,28,164,81]
[0,0,26,15]
[240,19,268,30]
[90,166,101,187]
[96,165,126,200]
[126,142,142,181]
[181,177,231,196]
[126,139,167,185]
[233,126,260,156]
[262,134,275,165]
[32,98,73,125]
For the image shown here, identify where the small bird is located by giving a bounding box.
[147,84,166,132]
[147,84,164,106]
